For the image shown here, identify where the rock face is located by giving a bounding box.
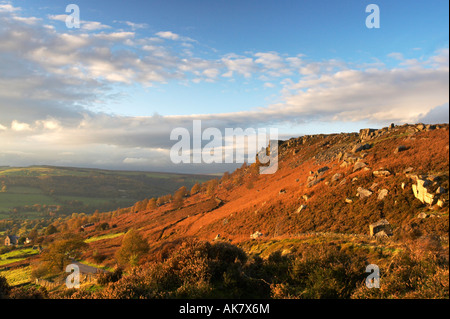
[412,179,435,205]
[357,187,373,199]
[359,128,377,141]
[369,219,393,237]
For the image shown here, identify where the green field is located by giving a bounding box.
[85,232,125,243]
[0,248,39,266]
[0,187,57,210]
[0,165,214,220]
[0,265,32,286]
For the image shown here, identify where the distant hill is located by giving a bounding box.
[0,166,214,219]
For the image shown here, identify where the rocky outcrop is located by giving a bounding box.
[412,179,435,205]
[359,128,377,141]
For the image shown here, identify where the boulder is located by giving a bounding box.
[317,166,329,174]
[417,212,428,219]
[307,178,324,188]
[369,219,393,237]
[296,205,307,213]
[377,189,389,201]
[345,198,353,204]
[357,187,373,199]
[416,123,426,131]
[395,145,408,153]
[352,143,371,153]
[373,169,391,177]
[403,167,414,174]
[412,179,435,205]
[359,128,377,141]
[436,187,446,195]
[331,173,343,182]
[353,161,368,172]
[250,231,263,239]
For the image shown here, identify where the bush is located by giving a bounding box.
[0,276,10,299]
[8,286,47,299]
[115,229,150,267]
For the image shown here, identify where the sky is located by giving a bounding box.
[0,0,448,173]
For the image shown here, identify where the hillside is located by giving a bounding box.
[88,123,448,248]
[1,123,449,299]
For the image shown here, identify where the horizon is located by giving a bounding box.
[0,0,448,174]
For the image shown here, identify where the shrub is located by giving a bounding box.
[115,229,150,267]
[0,276,10,299]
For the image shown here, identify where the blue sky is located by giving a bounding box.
[0,0,448,173]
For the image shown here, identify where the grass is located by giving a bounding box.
[85,232,125,243]
[0,265,32,286]
[0,248,39,266]
[0,191,57,211]
[78,260,115,272]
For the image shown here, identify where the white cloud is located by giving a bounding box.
[0,3,19,12]
[156,31,180,40]
[0,6,448,172]
[11,120,31,131]
[81,21,111,31]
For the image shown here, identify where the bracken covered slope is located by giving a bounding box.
[84,123,449,264]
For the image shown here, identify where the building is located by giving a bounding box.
[4,235,19,246]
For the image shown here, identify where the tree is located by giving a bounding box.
[115,229,149,267]
[44,224,58,235]
[190,183,201,195]
[173,186,188,209]
[206,179,219,196]
[147,198,157,210]
[40,235,88,272]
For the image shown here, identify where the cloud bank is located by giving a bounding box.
[0,3,448,173]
